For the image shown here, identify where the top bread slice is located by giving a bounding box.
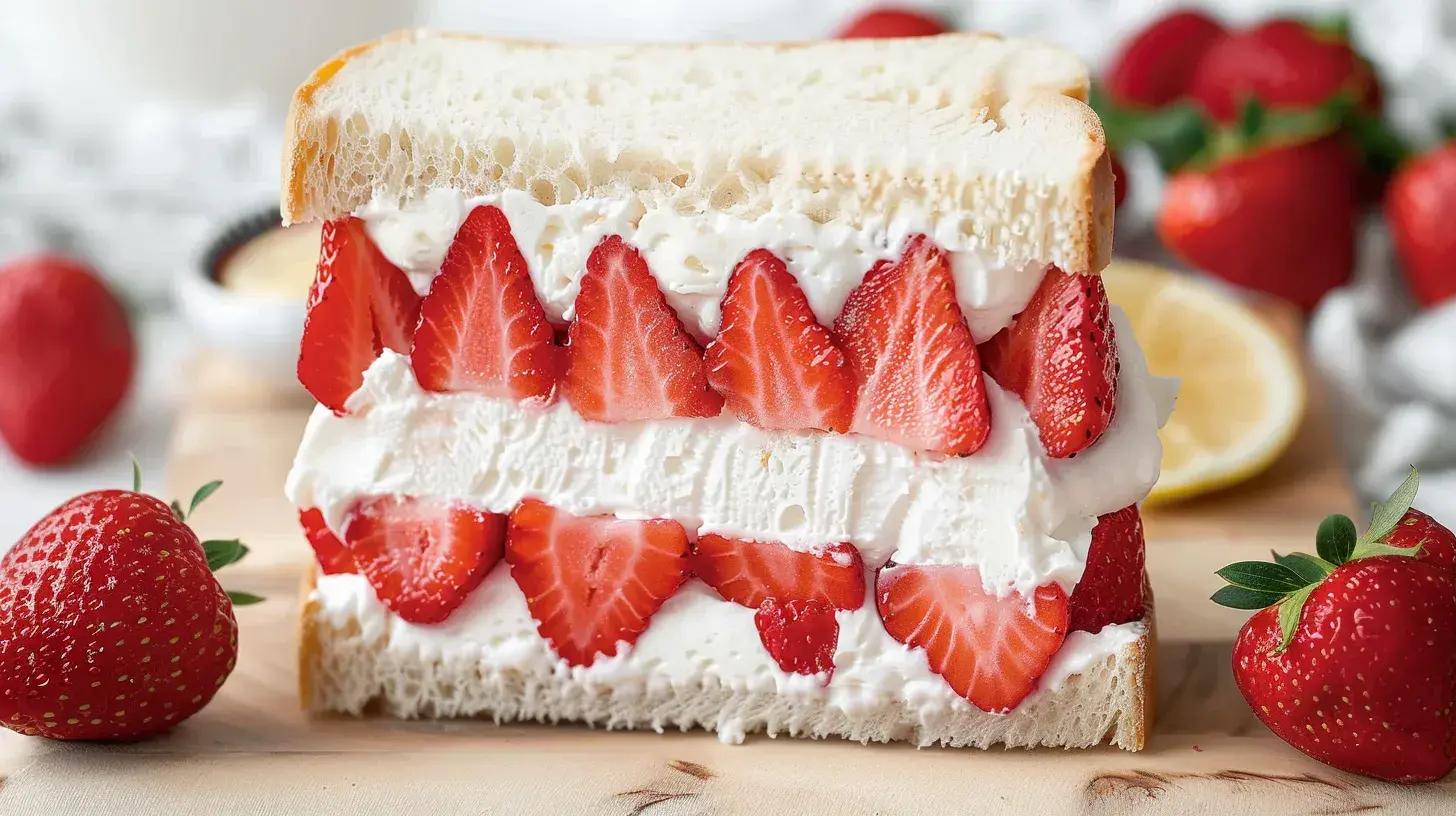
[282,30,1114,275]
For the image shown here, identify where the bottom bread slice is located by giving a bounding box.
[298,568,1153,750]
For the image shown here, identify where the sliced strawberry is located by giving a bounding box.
[980,268,1118,459]
[704,249,855,432]
[299,219,379,413]
[876,565,1069,712]
[693,534,864,610]
[411,205,562,405]
[506,499,689,667]
[1068,505,1146,633]
[754,598,839,679]
[834,236,990,456]
[364,233,423,356]
[298,508,357,575]
[342,495,506,624]
[298,217,420,413]
[563,236,723,422]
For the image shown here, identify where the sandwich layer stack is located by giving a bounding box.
[283,31,1164,751]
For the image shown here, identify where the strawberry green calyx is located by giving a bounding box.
[131,458,262,607]
[1212,467,1423,651]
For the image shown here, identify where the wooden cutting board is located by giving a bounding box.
[3,304,1452,814]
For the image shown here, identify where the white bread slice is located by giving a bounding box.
[298,567,1152,750]
[281,30,1115,276]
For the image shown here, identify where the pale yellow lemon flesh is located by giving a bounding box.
[1103,259,1305,504]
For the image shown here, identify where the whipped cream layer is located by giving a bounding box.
[286,308,1162,597]
[311,569,1145,744]
[357,189,1046,341]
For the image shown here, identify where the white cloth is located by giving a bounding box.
[1309,220,1456,526]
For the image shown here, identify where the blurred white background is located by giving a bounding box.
[0,0,1453,544]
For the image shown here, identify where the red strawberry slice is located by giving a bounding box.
[366,239,424,356]
[298,508,357,575]
[693,534,865,610]
[980,268,1118,459]
[299,217,421,413]
[1068,505,1146,633]
[299,220,378,413]
[506,499,689,667]
[704,249,855,432]
[563,236,723,423]
[411,205,563,405]
[754,598,839,679]
[876,565,1069,712]
[834,236,991,456]
[342,495,506,624]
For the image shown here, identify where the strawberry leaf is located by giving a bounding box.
[1089,85,1210,172]
[1235,97,1267,144]
[1216,561,1306,593]
[131,455,143,493]
[1305,13,1351,41]
[1262,94,1355,143]
[170,500,187,522]
[1350,539,1425,561]
[1276,551,1335,584]
[227,591,265,606]
[1440,117,1456,142]
[203,539,249,572]
[1316,514,1358,565]
[1359,466,1420,547]
[1348,111,1412,179]
[189,480,223,516]
[1202,94,1352,166]
[1211,586,1285,610]
[1275,584,1318,653]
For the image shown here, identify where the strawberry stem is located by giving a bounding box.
[1214,467,1424,651]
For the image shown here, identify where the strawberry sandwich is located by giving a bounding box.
[284,31,1164,750]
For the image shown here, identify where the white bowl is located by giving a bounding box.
[174,224,312,394]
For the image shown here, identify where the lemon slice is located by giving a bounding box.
[1103,259,1306,504]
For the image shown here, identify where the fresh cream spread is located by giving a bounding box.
[288,189,1170,738]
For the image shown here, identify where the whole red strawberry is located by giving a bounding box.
[1103,9,1227,108]
[1385,141,1456,307]
[0,254,134,466]
[0,471,260,740]
[1158,135,1356,311]
[1188,19,1372,123]
[1213,469,1456,782]
[836,7,946,39]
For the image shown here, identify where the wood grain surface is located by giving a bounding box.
[3,304,1453,814]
